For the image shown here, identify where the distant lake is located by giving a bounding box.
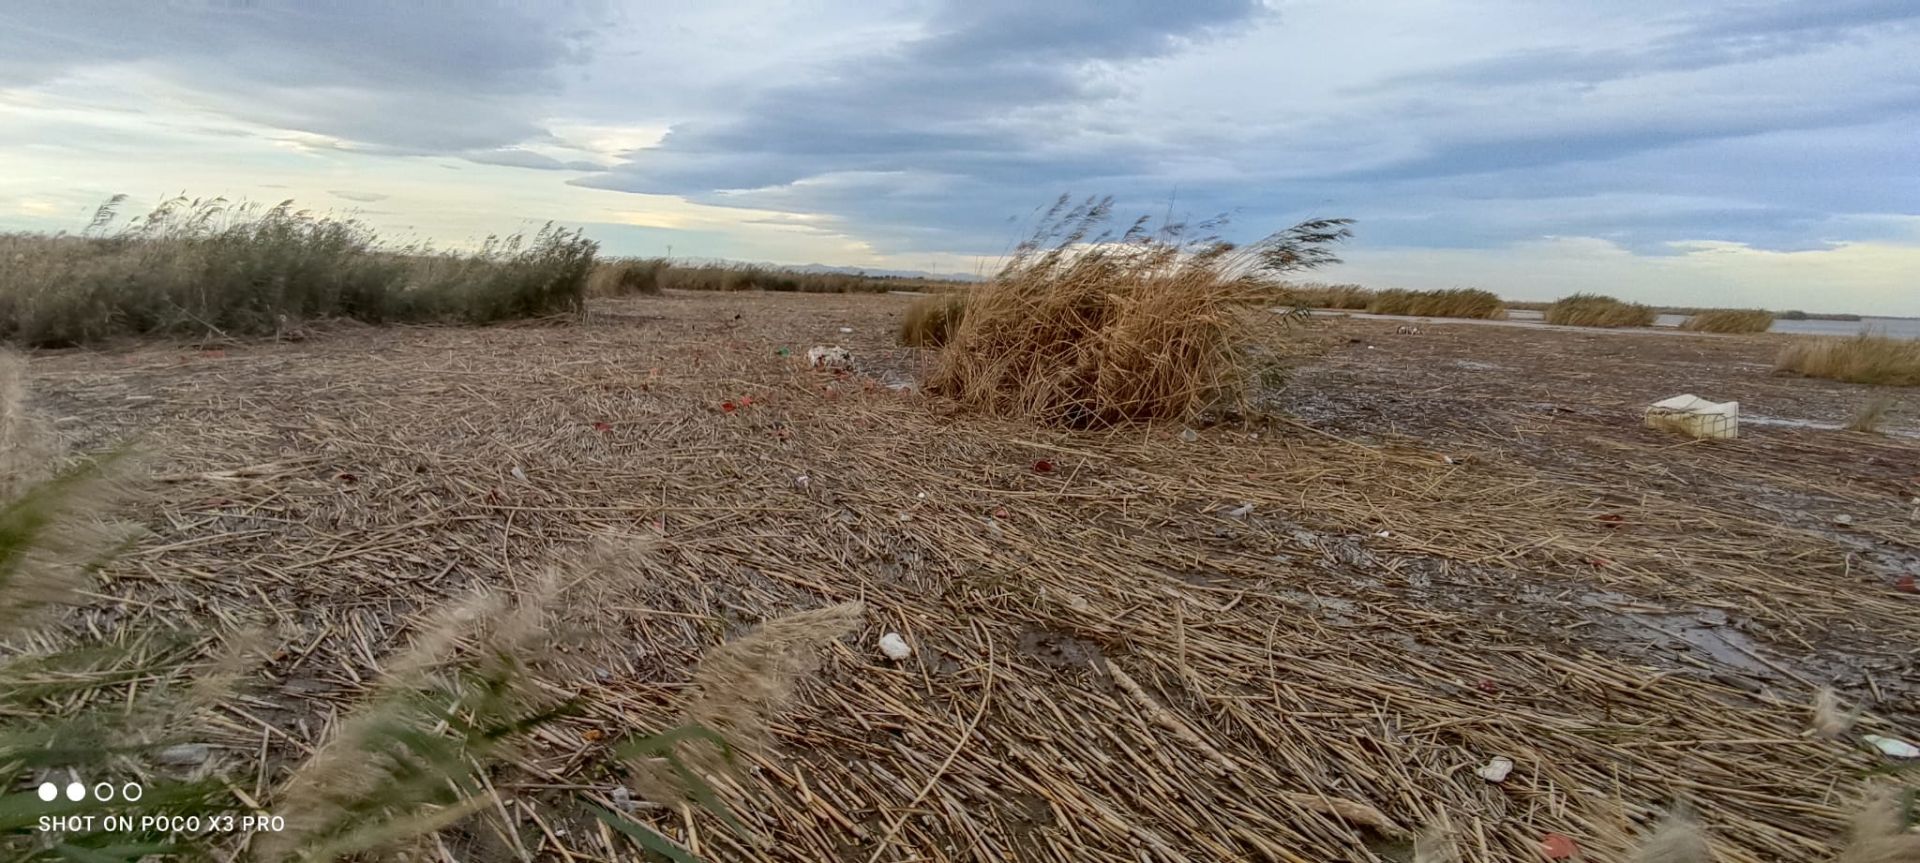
[1505,310,1920,339]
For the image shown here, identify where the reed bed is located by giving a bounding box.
[10,289,1915,862]
[1279,282,1374,310]
[1777,331,1920,387]
[1681,309,1775,334]
[656,263,974,294]
[1366,288,1506,319]
[0,196,596,347]
[1544,293,1658,328]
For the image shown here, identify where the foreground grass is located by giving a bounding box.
[1544,293,1657,328]
[1777,332,1920,387]
[1365,288,1505,319]
[1681,309,1774,334]
[0,196,596,347]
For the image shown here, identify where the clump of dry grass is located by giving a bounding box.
[1778,332,1920,387]
[898,293,969,347]
[1680,308,1774,334]
[590,257,669,297]
[1544,293,1658,328]
[925,195,1351,427]
[1366,288,1505,319]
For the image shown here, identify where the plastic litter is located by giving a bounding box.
[1540,832,1578,860]
[794,475,811,490]
[1644,394,1739,439]
[878,633,912,661]
[609,786,638,813]
[1225,503,1254,519]
[1864,734,1920,758]
[510,465,529,482]
[1178,428,1200,443]
[155,743,211,766]
[1475,755,1514,783]
[806,345,854,370]
[838,327,854,334]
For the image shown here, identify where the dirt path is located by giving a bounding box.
[22,291,1920,862]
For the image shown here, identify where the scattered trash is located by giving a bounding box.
[794,475,811,490]
[878,633,912,661]
[609,786,638,813]
[1032,459,1055,474]
[1395,325,1422,335]
[1178,428,1200,443]
[1374,530,1392,538]
[592,421,613,433]
[1475,679,1500,694]
[775,347,790,357]
[1439,455,1456,465]
[838,327,854,334]
[1644,394,1740,439]
[1898,574,1918,593]
[1475,755,1514,783]
[593,667,613,682]
[1225,502,1255,519]
[1864,734,1920,759]
[1834,514,1854,526]
[509,465,528,483]
[1540,832,1578,860]
[806,345,854,370]
[155,743,211,766]
[1595,513,1625,528]
[897,512,912,522]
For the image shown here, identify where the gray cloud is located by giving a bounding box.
[0,0,610,152]
[327,190,389,203]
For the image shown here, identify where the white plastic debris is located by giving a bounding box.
[1374,530,1393,538]
[838,327,854,334]
[878,633,913,661]
[794,474,811,490]
[1475,755,1514,783]
[1644,394,1740,439]
[1864,734,1920,759]
[1834,514,1854,526]
[155,743,211,766]
[1225,503,1255,519]
[806,345,854,370]
[1178,428,1200,443]
[609,786,638,813]
[510,465,529,482]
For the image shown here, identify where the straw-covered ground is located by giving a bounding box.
[22,290,1920,862]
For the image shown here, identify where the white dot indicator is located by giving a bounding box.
[64,782,85,802]
[36,782,56,802]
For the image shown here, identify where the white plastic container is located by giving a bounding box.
[1644,394,1739,439]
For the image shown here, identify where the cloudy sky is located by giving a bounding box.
[2,1,1915,313]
